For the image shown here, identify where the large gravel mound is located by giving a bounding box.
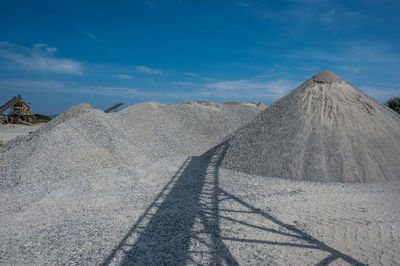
[215,70,400,183]
[112,101,261,157]
[0,101,261,189]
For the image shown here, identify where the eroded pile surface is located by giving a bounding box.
[0,101,260,189]
[215,70,400,183]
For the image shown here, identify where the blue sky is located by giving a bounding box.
[0,0,399,114]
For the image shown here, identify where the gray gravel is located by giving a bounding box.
[1,144,399,265]
[0,124,42,143]
[0,101,263,265]
[1,71,399,265]
[216,70,400,183]
[0,101,260,191]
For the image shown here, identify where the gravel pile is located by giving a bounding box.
[0,101,261,189]
[214,70,400,183]
[223,101,267,109]
[1,71,400,265]
[112,101,261,158]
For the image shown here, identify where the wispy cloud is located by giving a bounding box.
[34,43,58,54]
[184,72,197,77]
[74,21,97,40]
[0,77,297,104]
[361,86,400,101]
[320,8,336,25]
[114,74,134,80]
[0,78,198,101]
[313,5,365,30]
[135,65,163,75]
[1,78,68,92]
[144,1,155,8]
[207,79,293,93]
[287,41,399,64]
[183,72,219,82]
[0,42,83,75]
[335,65,364,73]
[239,1,365,32]
[236,1,252,7]
[172,81,194,86]
[205,78,298,100]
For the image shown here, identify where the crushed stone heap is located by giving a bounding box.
[223,101,267,110]
[0,101,261,189]
[214,70,400,183]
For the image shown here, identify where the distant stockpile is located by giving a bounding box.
[112,101,262,157]
[2,70,399,185]
[213,70,400,183]
[0,101,261,189]
[223,101,267,109]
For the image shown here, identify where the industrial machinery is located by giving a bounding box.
[104,102,123,113]
[0,95,32,124]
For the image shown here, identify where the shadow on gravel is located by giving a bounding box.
[102,141,365,265]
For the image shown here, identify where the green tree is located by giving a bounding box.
[386,97,400,114]
[32,113,52,123]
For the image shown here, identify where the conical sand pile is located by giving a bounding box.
[215,70,400,183]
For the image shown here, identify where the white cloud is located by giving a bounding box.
[1,78,68,92]
[200,76,217,82]
[172,81,194,86]
[114,74,134,80]
[34,43,58,54]
[205,78,298,100]
[361,86,400,102]
[184,72,197,77]
[335,65,364,73]
[0,77,295,104]
[0,42,83,75]
[135,65,163,75]
[287,42,399,64]
[207,79,294,93]
[0,78,197,100]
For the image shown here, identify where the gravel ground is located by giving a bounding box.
[218,70,400,183]
[1,145,399,265]
[0,124,42,144]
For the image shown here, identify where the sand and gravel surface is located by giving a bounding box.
[0,124,42,144]
[1,71,400,265]
[1,146,399,265]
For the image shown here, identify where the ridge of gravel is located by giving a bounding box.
[0,101,261,191]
